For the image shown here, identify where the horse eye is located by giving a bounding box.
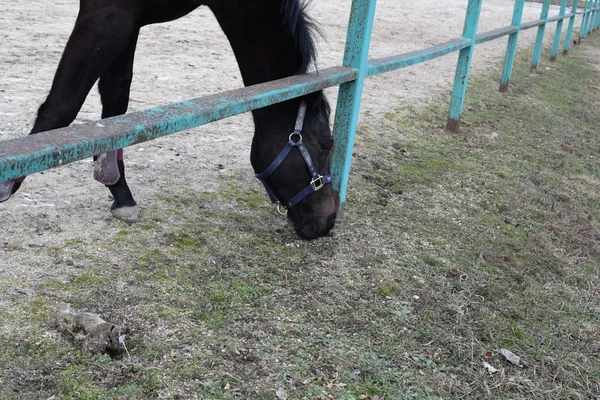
[319,138,334,153]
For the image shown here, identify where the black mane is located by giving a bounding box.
[278,0,330,119]
[278,0,321,74]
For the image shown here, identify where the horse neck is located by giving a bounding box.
[209,0,314,134]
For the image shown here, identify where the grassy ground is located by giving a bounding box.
[1,36,600,400]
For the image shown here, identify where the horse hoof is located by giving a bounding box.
[0,180,16,202]
[111,205,141,223]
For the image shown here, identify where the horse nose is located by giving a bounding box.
[294,211,336,240]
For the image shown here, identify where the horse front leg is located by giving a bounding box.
[95,32,141,223]
[0,4,140,209]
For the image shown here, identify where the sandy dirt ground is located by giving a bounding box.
[0,1,581,313]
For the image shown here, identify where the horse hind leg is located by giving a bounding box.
[96,31,142,223]
[0,4,140,205]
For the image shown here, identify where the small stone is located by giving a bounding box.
[503,216,519,226]
[275,388,287,400]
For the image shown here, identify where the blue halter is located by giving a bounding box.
[255,101,333,214]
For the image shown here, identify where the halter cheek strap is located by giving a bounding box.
[255,101,332,212]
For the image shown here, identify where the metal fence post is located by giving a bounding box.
[563,0,580,54]
[550,0,568,61]
[590,0,600,33]
[581,0,592,39]
[331,0,378,212]
[587,0,598,34]
[531,0,552,72]
[589,1,599,33]
[445,0,483,132]
[589,0,597,33]
[499,0,526,92]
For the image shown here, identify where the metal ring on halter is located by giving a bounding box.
[289,132,302,142]
[276,203,288,215]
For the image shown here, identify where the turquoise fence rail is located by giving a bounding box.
[1,0,599,212]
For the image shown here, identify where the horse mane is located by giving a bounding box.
[278,0,320,74]
[278,0,330,120]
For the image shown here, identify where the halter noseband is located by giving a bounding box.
[255,101,333,215]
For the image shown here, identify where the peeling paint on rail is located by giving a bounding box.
[0,67,356,182]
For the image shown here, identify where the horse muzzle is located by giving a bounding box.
[287,187,339,240]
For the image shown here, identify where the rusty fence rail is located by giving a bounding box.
[0,0,598,211]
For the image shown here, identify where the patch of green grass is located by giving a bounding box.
[154,193,173,203]
[58,365,105,400]
[72,271,105,286]
[377,280,400,296]
[399,155,467,185]
[25,298,54,324]
[138,222,158,230]
[65,238,85,247]
[421,255,445,268]
[223,177,269,210]
[44,278,72,292]
[164,229,205,251]
[115,229,131,241]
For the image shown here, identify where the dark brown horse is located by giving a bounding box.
[0,0,338,239]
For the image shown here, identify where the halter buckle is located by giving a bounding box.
[311,175,325,191]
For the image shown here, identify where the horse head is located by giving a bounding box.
[252,98,339,240]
